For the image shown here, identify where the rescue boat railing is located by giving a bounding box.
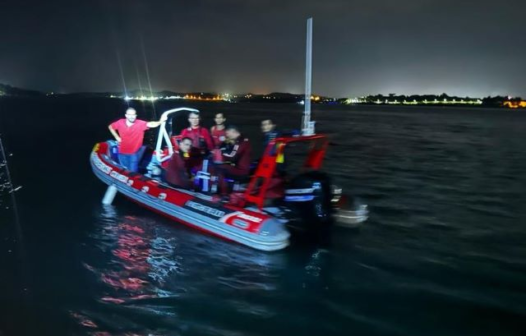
[155,107,200,163]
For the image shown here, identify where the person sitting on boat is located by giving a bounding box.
[165,137,193,189]
[108,107,167,172]
[260,118,287,175]
[215,125,252,193]
[180,111,214,157]
[210,112,227,148]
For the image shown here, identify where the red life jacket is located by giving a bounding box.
[165,150,192,188]
[181,127,214,153]
[210,126,226,147]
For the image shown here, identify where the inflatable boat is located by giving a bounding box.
[91,19,367,251]
[90,108,368,251]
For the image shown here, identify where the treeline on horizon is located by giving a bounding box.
[351,93,524,108]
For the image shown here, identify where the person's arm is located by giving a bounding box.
[108,124,121,142]
[237,141,252,174]
[146,114,168,128]
[228,141,251,175]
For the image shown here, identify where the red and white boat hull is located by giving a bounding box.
[90,142,290,251]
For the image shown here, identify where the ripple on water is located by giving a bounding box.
[42,104,525,336]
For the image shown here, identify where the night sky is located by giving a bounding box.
[1,0,525,97]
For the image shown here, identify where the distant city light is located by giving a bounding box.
[504,100,526,108]
[110,93,498,107]
[344,96,483,106]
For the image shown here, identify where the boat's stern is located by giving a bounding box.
[331,188,369,227]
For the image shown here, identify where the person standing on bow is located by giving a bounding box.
[180,111,214,156]
[210,112,227,148]
[108,107,167,172]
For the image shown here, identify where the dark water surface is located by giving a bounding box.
[1,98,525,336]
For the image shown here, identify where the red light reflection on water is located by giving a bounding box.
[97,218,155,299]
[76,210,182,332]
[70,311,98,328]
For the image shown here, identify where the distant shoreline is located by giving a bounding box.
[1,83,524,109]
[1,95,524,110]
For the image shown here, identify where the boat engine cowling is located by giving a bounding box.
[284,171,334,232]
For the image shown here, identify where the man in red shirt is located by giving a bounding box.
[108,108,166,172]
[180,111,214,156]
[210,112,226,148]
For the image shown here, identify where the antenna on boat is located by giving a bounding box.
[302,17,315,136]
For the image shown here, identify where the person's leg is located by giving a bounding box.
[137,146,146,160]
[129,152,140,173]
[135,146,146,171]
[118,153,132,170]
[213,165,229,195]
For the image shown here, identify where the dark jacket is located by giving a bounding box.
[165,151,192,188]
[263,130,279,148]
[220,137,252,176]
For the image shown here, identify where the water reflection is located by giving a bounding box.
[90,206,183,303]
[5,101,524,336]
[72,205,338,335]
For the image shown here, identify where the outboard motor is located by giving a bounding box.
[284,171,334,233]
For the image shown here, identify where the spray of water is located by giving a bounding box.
[0,134,30,302]
[0,136,22,217]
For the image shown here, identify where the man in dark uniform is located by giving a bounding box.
[261,119,279,149]
[215,125,251,194]
[219,125,251,177]
[260,118,286,175]
[165,137,193,189]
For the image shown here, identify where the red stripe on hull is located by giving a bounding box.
[126,197,235,244]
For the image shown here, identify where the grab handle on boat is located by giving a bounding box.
[155,108,200,163]
[195,159,211,192]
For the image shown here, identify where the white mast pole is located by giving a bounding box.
[302,18,314,135]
